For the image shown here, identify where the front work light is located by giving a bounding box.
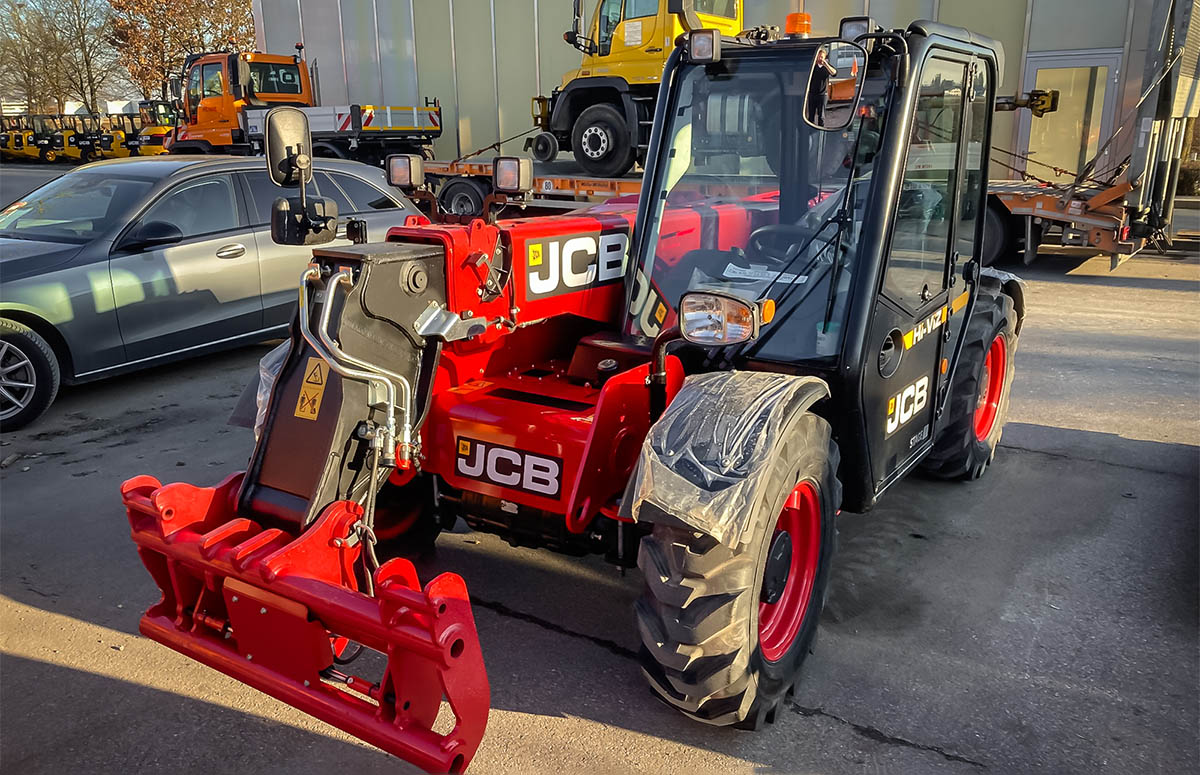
[679,291,771,346]
[839,16,877,42]
[493,156,533,194]
[688,29,720,63]
[386,153,424,191]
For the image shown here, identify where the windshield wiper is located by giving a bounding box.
[0,231,38,241]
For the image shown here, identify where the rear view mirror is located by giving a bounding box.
[264,106,313,188]
[805,41,867,130]
[271,196,337,246]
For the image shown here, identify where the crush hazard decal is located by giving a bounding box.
[294,358,328,421]
[885,375,929,437]
[455,437,563,498]
[525,230,629,299]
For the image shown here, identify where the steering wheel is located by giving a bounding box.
[746,223,821,265]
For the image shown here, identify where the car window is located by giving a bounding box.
[328,172,401,212]
[0,173,153,243]
[140,175,239,239]
[240,171,320,226]
[312,172,353,214]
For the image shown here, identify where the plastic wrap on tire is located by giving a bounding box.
[627,371,829,548]
[254,340,291,440]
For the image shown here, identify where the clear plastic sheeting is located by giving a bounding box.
[628,371,829,548]
[255,341,291,440]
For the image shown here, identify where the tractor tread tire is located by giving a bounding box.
[636,412,840,727]
[922,290,1018,480]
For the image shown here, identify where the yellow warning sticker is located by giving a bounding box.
[458,439,471,455]
[654,302,667,324]
[294,357,328,421]
[528,243,543,267]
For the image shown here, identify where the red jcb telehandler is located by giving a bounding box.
[122,11,1029,773]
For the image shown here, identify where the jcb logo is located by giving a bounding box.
[455,437,563,498]
[885,376,929,436]
[526,232,628,299]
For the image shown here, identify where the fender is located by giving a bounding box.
[626,370,831,548]
[549,77,639,141]
[980,266,1027,335]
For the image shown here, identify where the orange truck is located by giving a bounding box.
[167,46,441,165]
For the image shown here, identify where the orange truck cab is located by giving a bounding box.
[171,49,313,154]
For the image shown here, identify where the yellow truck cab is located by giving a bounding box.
[530,0,741,176]
[170,49,313,154]
[133,100,178,155]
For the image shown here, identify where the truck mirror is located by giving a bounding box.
[264,106,313,188]
[271,196,338,246]
[805,41,867,131]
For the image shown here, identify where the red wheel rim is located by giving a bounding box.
[758,481,821,663]
[973,334,1007,441]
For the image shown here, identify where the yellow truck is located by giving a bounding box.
[529,0,741,176]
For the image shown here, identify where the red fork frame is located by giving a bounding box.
[122,473,489,774]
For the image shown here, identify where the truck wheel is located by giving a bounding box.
[438,177,489,217]
[530,131,559,162]
[571,104,635,178]
[635,411,840,728]
[981,205,1011,267]
[0,319,61,432]
[921,290,1017,480]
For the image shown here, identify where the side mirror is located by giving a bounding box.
[805,41,868,131]
[125,220,184,251]
[264,106,313,188]
[271,196,338,246]
[678,290,774,345]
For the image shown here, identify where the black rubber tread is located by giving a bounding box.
[981,203,1011,267]
[437,177,488,217]
[636,411,841,727]
[0,318,61,432]
[921,290,1018,480]
[571,103,636,178]
[373,475,442,558]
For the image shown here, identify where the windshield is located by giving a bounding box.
[0,173,153,243]
[32,116,59,134]
[249,61,303,94]
[627,47,889,363]
[139,102,175,127]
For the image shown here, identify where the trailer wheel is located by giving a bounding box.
[438,178,489,217]
[981,204,1011,267]
[373,475,442,557]
[0,319,60,432]
[635,411,840,728]
[571,104,635,178]
[921,290,1017,480]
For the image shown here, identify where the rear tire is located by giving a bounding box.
[635,411,840,727]
[571,104,635,178]
[0,319,60,432]
[921,290,1017,479]
[373,475,442,557]
[981,204,1011,267]
[438,177,489,217]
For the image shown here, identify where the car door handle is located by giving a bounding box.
[215,243,246,259]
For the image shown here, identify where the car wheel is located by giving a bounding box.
[0,319,61,432]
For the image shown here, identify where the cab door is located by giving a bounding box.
[862,51,982,494]
[585,0,664,82]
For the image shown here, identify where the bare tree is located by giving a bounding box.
[45,0,121,113]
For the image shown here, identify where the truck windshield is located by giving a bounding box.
[249,61,303,94]
[626,47,889,363]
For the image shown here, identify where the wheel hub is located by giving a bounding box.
[0,340,37,421]
[580,126,609,159]
[760,530,793,605]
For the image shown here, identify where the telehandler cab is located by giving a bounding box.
[123,15,1026,773]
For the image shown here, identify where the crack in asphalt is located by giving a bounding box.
[791,705,986,769]
[471,596,640,661]
[998,442,1196,479]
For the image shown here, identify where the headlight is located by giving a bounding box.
[492,156,533,194]
[679,291,772,346]
[385,153,424,190]
[687,29,720,63]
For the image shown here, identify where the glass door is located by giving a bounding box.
[1016,51,1121,183]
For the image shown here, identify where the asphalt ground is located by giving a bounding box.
[0,159,1197,772]
[0,161,66,204]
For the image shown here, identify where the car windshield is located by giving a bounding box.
[249,61,302,94]
[626,46,889,363]
[0,173,153,243]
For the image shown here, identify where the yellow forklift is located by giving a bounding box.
[132,100,178,155]
[25,114,61,161]
[0,115,25,159]
[55,113,103,162]
[101,113,140,158]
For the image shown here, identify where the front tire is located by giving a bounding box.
[921,290,1018,479]
[571,104,635,178]
[636,411,840,727]
[0,319,61,432]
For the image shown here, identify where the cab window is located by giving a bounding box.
[883,57,966,309]
[594,0,622,55]
[694,0,737,17]
[202,63,223,98]
[187,66,202,114]
[625,0,657,18]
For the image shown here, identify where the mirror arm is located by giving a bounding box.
[853,32,908,86]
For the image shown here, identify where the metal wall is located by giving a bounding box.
[254,0,1159,178]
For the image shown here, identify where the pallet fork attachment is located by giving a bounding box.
[122,472,489,774]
